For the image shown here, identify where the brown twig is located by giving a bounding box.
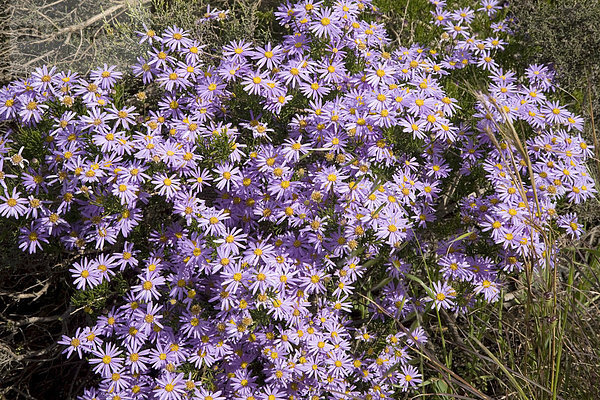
[586,72,600,176]
[0,280,50,301]
[32,0,151,45]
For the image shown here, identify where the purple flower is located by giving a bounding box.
[214,227,247,255]
[213,163,241,191]
[136,23,160,45]
[428,281,456,310]
[223,39,253,62]
[17,94,48,125]
[399,365,423,391]
[310,7,342,39]
[113,242,139,270]
[366,62,396,87]
[0,4,593,398]
[376,213,410,247]
[90,64,123,90]
[152,173,182,199]
[299,79,330,100]
[31,65,59,93]
[70,258,102,290]
[58,328,89,359]
[0,187,28,218]
[242,70,269,95]
[18,222,49,253]
[124,342,151,375]
[148,47,176,69]
[157,68,191,91]
[89,342,123,378]
[132,56,157,83]
[132,270,166,302]
[112,180,139,205]
[303,268,328,295]
[107,105,138,130]
[557,213,584,239]
[250,43,284,71]
[474,278,501,302]
[90,223,119,250]
[161,26,193,51]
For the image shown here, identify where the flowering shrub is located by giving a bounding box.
[0,0,595,399]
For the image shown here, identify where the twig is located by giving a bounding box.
[0,280,50,301]
[586,72,600,176]
[2,315,63,327]
[398,0,411,40]
[31,0,151,45]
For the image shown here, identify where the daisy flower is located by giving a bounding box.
[200,209,230,237]
[303,269,328,295]
[0,187,28,218]
[398,365,422,391]
[90,343,124,378]
[474,278,501,302]
[124,343,151,375]
[186,167,212,193]
[243,239,276,265]
[248,266,278,294]
[107,106,138,130]
[213,162,241,191]
[70,258,102,290]
[326,349,352,378]
[31,65,58,93]
[90,64,123,90]
[223,39,253,61]
[316,165,348,192]
[161,26,192,51]
[251,43,284,70]
[479,0,501,16]
[214,227,247,255]
[557,212,584,239]
[428,280,455,310]
[281,137,311,162]
[0,92,17,119]
[18,222,49,254]
[152,173,182,199]
[222,262,246,293]
[299,79,331,100]
[113,241,139,270]
[242,70,269,96]
[112,180,139,205]
[132,56,157,84]
[94,254,117,283]
[279,59,312,88]
[477,51,498,71]
[132,270,166,302]
[157,68,191,92]
[406,326,428,346]
[58,328,89,359]
[366,62,397,87]
[18,95,48,125]
[376,213,410,246]
[310,7,342,39]
[136,23,160,45]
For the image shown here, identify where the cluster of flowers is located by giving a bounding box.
[0,0,594,398]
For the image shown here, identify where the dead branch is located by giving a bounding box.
[0,285,49,301]
[25,0,150,46]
